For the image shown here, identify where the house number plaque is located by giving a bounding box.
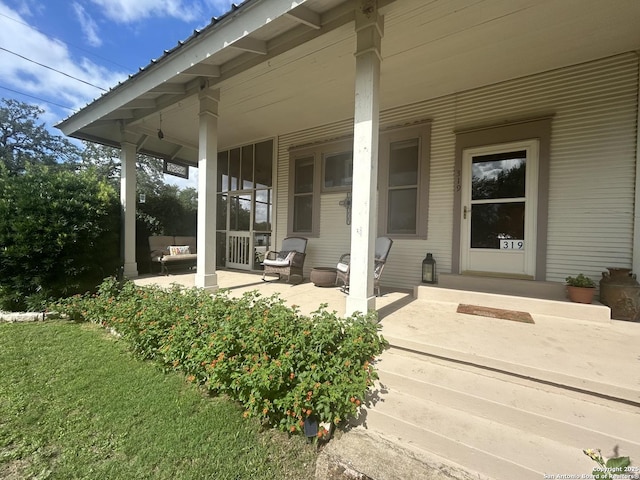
[500,240,524,250]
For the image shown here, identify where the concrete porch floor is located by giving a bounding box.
[134,269,640,403]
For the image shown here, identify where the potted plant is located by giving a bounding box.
[566,274,596,304]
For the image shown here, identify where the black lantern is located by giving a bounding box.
[422,253,436,284]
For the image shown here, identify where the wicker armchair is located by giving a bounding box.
[336,237,393,296]
[262,236,308,284]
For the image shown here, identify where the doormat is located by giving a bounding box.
[457,304,535,324]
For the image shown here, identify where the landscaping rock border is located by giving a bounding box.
[0,311,50,323]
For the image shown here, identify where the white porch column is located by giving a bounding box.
[120,141,138,278]
[195,88,220,292]
[346,1,384,316]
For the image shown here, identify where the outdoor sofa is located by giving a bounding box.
[149,235,197,275]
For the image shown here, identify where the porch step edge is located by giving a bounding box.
[413,286,611,322]
[384,335,640,405]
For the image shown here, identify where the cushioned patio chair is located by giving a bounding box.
[336,237,393,296]
[262,236,308,284]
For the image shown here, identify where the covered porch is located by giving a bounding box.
[57,0,640,319]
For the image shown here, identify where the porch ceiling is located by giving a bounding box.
[57,0,640,165]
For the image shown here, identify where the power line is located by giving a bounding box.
[0,84,75,111]
[0,46,107,91]
[0,11,132,71]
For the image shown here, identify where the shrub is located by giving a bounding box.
[53,278,388,438]
[0,163,120,310]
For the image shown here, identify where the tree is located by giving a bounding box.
[80,142,165,194]
[0,98,81,174]
[0,163,120,311]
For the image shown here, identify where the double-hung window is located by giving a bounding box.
[289,151,320,236]
[378,124,431,238]
[288,122,430,238]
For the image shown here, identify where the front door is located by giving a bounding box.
[460,140,539,278]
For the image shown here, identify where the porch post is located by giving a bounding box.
[195,87,220,292]
[345,1,384,316]
[120,140,138,278]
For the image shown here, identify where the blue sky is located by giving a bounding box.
[0,0,236,188]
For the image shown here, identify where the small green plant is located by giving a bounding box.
[565,273,596,288]
[583,448,632,480]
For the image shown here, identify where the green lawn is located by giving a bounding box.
[0,321,317,480]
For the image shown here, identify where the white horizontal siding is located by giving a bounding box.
[275,53,639,289]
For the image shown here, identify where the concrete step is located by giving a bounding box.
[384,333,640,405]
[414,285,611,323]
[357,348,640,480]
[377,349,640,449]
[363,389,591,480]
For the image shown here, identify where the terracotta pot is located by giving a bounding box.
[566,285,595,304]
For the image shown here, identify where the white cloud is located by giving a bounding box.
[72,2,102,47]
[0,3,126,119]
[6,0,43,17]
[88,0,208,24]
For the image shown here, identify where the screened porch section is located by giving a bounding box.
[216,140,274,271]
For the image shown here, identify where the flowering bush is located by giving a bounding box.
[53,278,388,438]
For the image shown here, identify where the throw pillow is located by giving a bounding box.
[169,245,190,256]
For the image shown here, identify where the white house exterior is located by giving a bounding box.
[57,0,640,315]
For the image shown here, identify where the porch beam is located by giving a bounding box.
[227,36,268,55]
[346,0,384,316]
[148,84,187,95]
[124,99,157,109]
[181,64,221,77]
[285,6,321,29]
[120,136,138,278]
[195,87,220,292]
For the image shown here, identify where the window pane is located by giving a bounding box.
[217,151,229,192]
[241,145,254,189]
[229,148,240,191]
[255,140,273,188]
[472,151,526,200]
[293,195,313,232]
[216,193,227,229]
[389,139,419,187]
[388,188,417,234]
[294,157,314,194]
[230,194,251,231]
[471,202,525,249]
[324,151,353,188]
[253,189,271,231]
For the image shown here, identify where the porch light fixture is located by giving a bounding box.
[157,112,164,139]
[139,193,146,204]
[422,253,436,284]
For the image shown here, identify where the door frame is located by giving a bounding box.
[460,140,539,278]
[452,117,552,280]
